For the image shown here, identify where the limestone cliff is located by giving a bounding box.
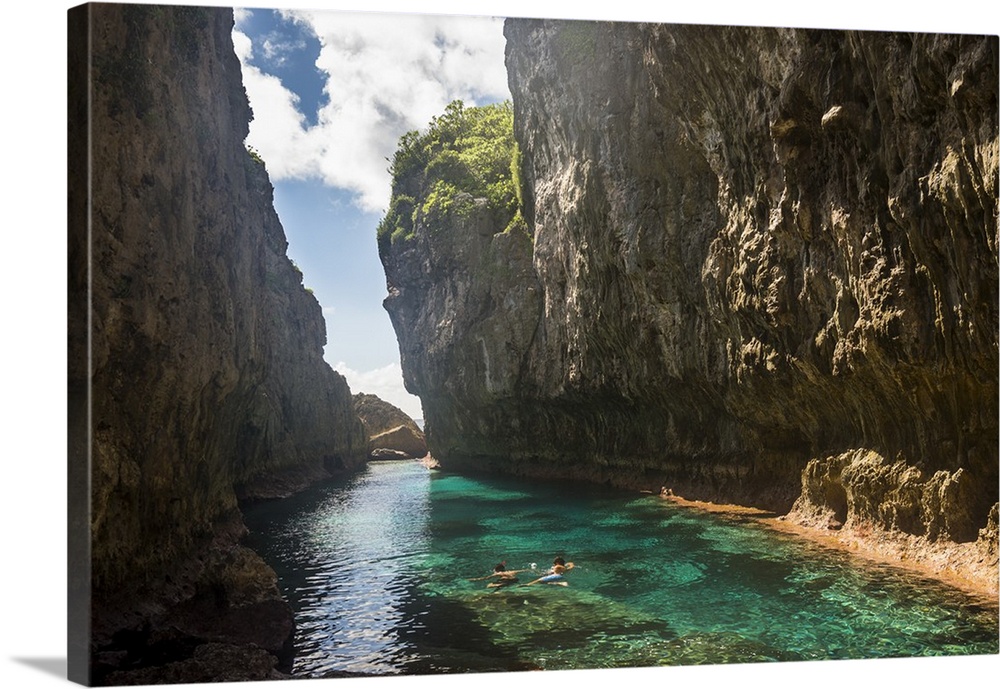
[353,393,428,458]
[380,20,998,563]
[68,4,367,682]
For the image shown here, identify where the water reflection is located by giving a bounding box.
[243,461,999,676]
[245,461,433,675]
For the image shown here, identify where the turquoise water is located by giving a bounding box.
[242,460,999,677]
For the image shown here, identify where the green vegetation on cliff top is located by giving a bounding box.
[378,100,524,245]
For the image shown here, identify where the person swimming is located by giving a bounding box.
[468,561,533,588]
[523,556,574,586]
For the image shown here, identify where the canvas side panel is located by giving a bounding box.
[67,2,93,686]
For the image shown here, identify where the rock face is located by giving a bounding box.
[369,426,428,459]
[354,393,428,458]
[788,449,984,541]
[379,19,998,553]
[69,4,367,682]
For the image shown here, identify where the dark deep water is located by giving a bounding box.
[241,460,999,677]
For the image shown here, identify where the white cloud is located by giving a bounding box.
[233,7,252,25]
[233,9,509,213]
[233,30,322,181]
[334,361,424,421]
[231,27,252,61]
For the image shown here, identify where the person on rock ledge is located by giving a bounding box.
[523,556,575,587]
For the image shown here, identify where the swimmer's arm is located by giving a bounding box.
[466,573,500,581]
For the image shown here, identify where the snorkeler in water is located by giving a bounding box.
[523,556,574,586]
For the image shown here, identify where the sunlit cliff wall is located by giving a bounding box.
[380,20,998,548]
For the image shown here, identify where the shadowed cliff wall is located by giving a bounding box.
[69,4,367,677]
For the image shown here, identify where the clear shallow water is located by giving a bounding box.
[242,460,999,676]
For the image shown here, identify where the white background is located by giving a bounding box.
[3,1,997,688]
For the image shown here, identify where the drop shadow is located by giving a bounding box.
[11,657,67,680]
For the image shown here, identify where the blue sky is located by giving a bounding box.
[232,5,510,419]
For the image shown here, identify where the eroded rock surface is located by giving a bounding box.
[354,392,428,458]
[369,425,428,459]
[379,19,998,561]
[789,449,985,542]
